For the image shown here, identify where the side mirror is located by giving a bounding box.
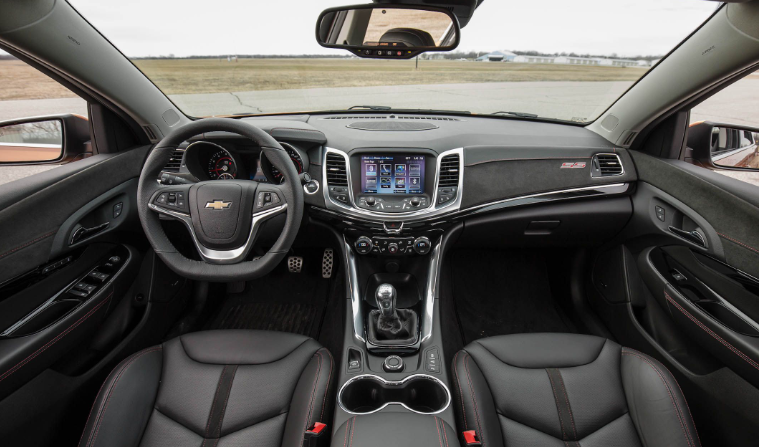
[688,121,759,170]
[316,4,460,59]
[0,114,89,164]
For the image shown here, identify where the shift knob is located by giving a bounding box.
[376,284,397,319]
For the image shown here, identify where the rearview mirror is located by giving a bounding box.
[316,4,460,59]
[688,121,759,170]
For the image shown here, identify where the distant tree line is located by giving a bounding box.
[423,50,664,61]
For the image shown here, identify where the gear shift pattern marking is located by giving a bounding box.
[376,283,402,332]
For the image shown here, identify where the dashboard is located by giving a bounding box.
[159,114,638,247]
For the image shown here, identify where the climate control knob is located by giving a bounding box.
[387,243,399,254]
[355,236,373,255]
[413,237,432,255]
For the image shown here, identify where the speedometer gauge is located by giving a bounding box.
[207,149,237,180]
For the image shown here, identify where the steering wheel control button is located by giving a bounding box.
[156,193,168,205]
[355,236,373,254]
[255,191,282,211]
[413,237,431,255]
[383,355,404,372]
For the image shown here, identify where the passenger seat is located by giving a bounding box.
[452,333,700,447]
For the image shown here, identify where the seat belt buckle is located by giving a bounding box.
[463,430,482,446]
[305,422,327,447]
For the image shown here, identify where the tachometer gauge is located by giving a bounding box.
[207,149,237,180]
[270,143,304,183]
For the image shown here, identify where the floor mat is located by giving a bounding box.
[452,250,577,344]
[205,250,332,339]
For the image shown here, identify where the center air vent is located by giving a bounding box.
[326,153,349,186]
[591,153,624,177]
[438,154,460,187]
[163,149,185,172]
[347,121,438,131]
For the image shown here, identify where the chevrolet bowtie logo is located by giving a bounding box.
[205,200,232,210]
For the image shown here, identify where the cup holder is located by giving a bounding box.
[338,374,451,415]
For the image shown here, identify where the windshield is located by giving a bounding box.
[72,0,716,122]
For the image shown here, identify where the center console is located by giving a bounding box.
[317,146,464,439]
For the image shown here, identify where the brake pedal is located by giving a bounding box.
[322,249,334,279]
[287,256,303,273]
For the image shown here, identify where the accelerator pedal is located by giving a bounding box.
[287,256,303,273]
[322,249,334,279]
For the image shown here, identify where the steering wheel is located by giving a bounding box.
[137,118,304,281]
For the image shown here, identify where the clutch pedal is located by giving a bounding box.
[322,249,334,279]
[287,256,303,273]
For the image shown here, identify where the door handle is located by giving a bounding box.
[70,222,109,245]
[668,226,705,247]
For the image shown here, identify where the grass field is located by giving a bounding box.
[0,58,650,100]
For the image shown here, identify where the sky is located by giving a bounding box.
[64,0,719,58]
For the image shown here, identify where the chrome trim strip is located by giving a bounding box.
[464,183,630,216]
[337,374,452,416]
[321,147,464,223]
[421,238,442,343]
[344,235,365,343]
[148,203,286,264]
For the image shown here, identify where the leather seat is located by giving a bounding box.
[78,330,334,447]
[452,333,700,447]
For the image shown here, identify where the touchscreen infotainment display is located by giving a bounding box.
[361,155,425,194]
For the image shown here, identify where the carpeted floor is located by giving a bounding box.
[452,249,577,344]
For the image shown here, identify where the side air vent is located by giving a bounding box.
[591,153,624,177]
[163,149,185,172]
[326,153,349,186]
[438,154,460,187]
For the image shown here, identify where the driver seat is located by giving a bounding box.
[78,330,334,447]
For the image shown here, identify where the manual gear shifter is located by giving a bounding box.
[367,283,419,346]
[376,284,402,332]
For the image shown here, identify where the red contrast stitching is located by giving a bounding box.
[320,349,333,421]
[434,416,443,447]
[665,291,759,371]
[205,366,228,436]
[622,350,693,447]
[0,292,113,384]
[342,418,349,447]
[452,351,468,430]
[555,372,579,447]
[0,230,56,260]
[441,416,450,447]
[717,233,759,255]
[87,347,163,447]
[546,371,569,447]
[624,348,702,447]
[464,354,485,447]
[349,416,357,447]
[302,350,323,436]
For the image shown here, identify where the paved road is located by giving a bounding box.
[1,79,756,124]
[1,80,757,187]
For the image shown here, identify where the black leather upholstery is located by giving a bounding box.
[452,333,701,447]
[331,413,457,447]
[78,330,334,447]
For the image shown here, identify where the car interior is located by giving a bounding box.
[0,0,759,446]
